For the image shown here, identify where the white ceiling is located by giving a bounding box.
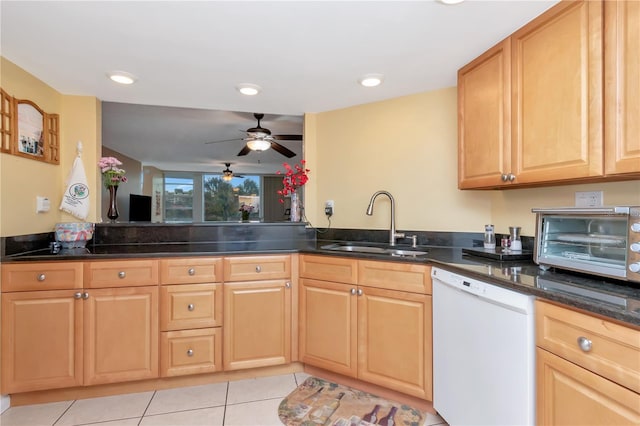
[1,0,558,175]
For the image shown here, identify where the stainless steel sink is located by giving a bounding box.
[320,244,428,257]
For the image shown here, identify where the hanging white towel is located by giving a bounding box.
[59,142,90,220]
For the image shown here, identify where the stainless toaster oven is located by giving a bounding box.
[533,207,640,283]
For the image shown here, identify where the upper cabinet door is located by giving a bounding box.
[458,39,512,189]
[511,0,603,184]
[604,0,640,176]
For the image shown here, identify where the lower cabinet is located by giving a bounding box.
[223,279,292,370]
[83,286,159,385]
[299,255,433,400]
[1,289,83,393]
[536,300,640,425]
[537,348,640,425]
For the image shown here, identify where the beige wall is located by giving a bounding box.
[0,57,101,236]
[305,87,640,238]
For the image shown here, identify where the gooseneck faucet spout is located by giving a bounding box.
[366,190,405,246]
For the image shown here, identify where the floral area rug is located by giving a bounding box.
[278,376,426,426]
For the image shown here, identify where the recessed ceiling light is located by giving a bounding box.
[358,74,384,88]
[236,83,262,96]
[107,71,137,85]
[437,0,465,5]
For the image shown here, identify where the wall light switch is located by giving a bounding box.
[36,196,50,213]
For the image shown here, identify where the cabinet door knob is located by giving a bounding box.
[74,292,83,299]
[577,336,592,352]
[357,289,363,296]
[508,173,516,182]
[37,273,46,282]
[255,265,262,273]
[187,303,195,311]
[501,174,508,182]
[285,281,291,289]
[187,349,194,357]
[118,271,126,279]
[350,288,357,295]
[188,268,195,276]
[82,292,89,300]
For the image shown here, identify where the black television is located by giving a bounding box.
[129,194,152,222]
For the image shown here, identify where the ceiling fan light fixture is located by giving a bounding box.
[107,71,137,85]
[358,74,384,87]
[246,138,271,151]
[222,174,233,182]
[236,83,262,96]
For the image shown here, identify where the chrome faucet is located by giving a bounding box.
[366,190,405,246]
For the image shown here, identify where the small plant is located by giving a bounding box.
[98,157,127,188]
[276,160,310,203]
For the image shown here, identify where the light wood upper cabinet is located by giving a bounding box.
[83,286,159,385]
[604,0,640,175]
[1,290,83,394]
[223,279,291,371]
[458,39,512,189]
[511,0,603,185]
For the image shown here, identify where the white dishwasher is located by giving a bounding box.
[431,267,535,426]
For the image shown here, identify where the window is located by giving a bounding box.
[203,174,260,221]
[164,176,194,222]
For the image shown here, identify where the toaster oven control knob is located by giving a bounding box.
[631,243,640,253]
[632,223,640,233]
[630,263,640,273]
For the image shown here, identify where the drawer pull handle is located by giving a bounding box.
[188,268,195,276]
[187,349,194,357]
[350,288,357,295]
[255,265,262,273]
[577,336,592,352]
[74,292,83,299]
[187,303,195,311]
[118,271,126,279]
[37,274,46,282]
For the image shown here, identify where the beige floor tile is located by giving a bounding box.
[294,372,311,386]
[89,418,141,426]
[146,382,228,415]
[227,374,297,405]
[56,391,154,426]
[140,406,225,426]
[0,400,72,426]
[224,398,283,426]
[424,411,448,425]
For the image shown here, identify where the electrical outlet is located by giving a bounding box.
[325,200,334,217]
[575,191,604,207]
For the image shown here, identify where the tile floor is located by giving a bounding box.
[0,372,447,426]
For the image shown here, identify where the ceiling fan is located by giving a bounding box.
[221,163,244,181]
[205,113,302,158]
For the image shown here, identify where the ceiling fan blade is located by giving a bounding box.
[273,134,303,141]
[270,142,297,158]
[205,137,243,144]
[237,145,252,156]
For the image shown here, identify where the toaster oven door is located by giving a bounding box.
[535,214,628,279]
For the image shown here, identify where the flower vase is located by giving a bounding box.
[107,185,119,222]
[290,191,301,222]
[241,211,250,221]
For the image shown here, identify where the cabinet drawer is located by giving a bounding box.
[358,260,431,294]
[160,328,222,377]
[160,283,222,331]
[159,257,223,284]
[299,254,357,284]
[84,260,159,288]
[1,262,83,292]
[224,255,290,282]
[536,300,640,393]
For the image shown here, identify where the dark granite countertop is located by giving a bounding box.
[307,241,640,327]
[3,236,639,327]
